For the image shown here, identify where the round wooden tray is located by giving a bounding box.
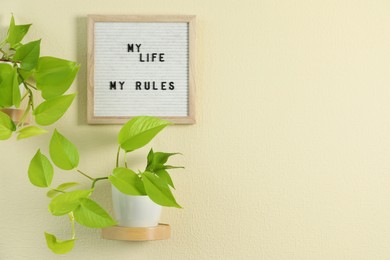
[1,108,30,124]
[102,223,170,241]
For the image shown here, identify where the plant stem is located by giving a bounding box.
[116,146,120,167]
[68,212,76,240]
[16,99,31,128]
[124,151,128,168]
[25,82,37,90]
[0,58,20,64]
[24,83,35,110]
[76,169,109,188]
[16,82,34,128]
[20,92,28,102]
[76,169,94,181]
[91,177,109,189]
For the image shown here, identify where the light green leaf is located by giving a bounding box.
[48,189,92,216]
[49,129,79,170]
[34,56,80,99]
[73,198,116,228]
[47,182,80,198]
[6,15,31,48]
[33,93,76,126]
[28,149,53,188]
[156,169,175,189]
[0,63,20,108]
[13,39,41,71]
[108,167,146,195]
[0,111,16,140]
[118,116,172,152]
[44,232,75,255]
[17,125,47,140]
[141,171,181,208]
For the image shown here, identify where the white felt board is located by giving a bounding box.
[93,21,189,118]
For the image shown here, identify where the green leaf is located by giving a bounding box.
[108,167,146,195]
[13,39,41,71]
[0,111,16,140]
[141,171,181,208]
[47,182,80,198]
[34,56,80,99]
[49,129,79,170]
[48,189,92,216]
[146,149,181,172]
[118,116,172,152]
[156,169,175,189]
[28,149,53,188]
[17,125,48,140]
[33,93,76,126]
[0,64,13,107]
[6,15,31,48]
[44,232,75,255]
[0,64,20,108]
[73,198,116,228]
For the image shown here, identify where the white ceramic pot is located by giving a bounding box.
[111,185,162,227]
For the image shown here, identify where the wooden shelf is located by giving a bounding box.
[1,108,30,124]
[102,223,170,241]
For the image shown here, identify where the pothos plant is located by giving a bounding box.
[29,116,183,254]
[0,16,183,255]
[0,15,79,139]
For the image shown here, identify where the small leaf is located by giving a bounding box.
[0,111,16,140]
[33,93,76,126]
[146,149,181,172]
[108,167,146,195]
[17,125,47,140]
[0,64,20,108]
[156,169,175,189]
[49,129,79,170]
[13,39,41,71]
[28,149,53,188]
[47,182,80,198]
[147,148,154,165]
[48,189,92,216]
[6,15,31,48]
[73,198,116,228]
[118,116,172,152]
[44,232,75,255]
[34,56,80,99]
[141,171,181,208]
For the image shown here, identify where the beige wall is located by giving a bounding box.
[2,0,390,259]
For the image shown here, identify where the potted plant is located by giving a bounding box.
[0,15,79,140]
[28,116,183,254]
[0,16,184,255]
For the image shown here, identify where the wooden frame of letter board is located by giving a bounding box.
[87,15,196,124]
